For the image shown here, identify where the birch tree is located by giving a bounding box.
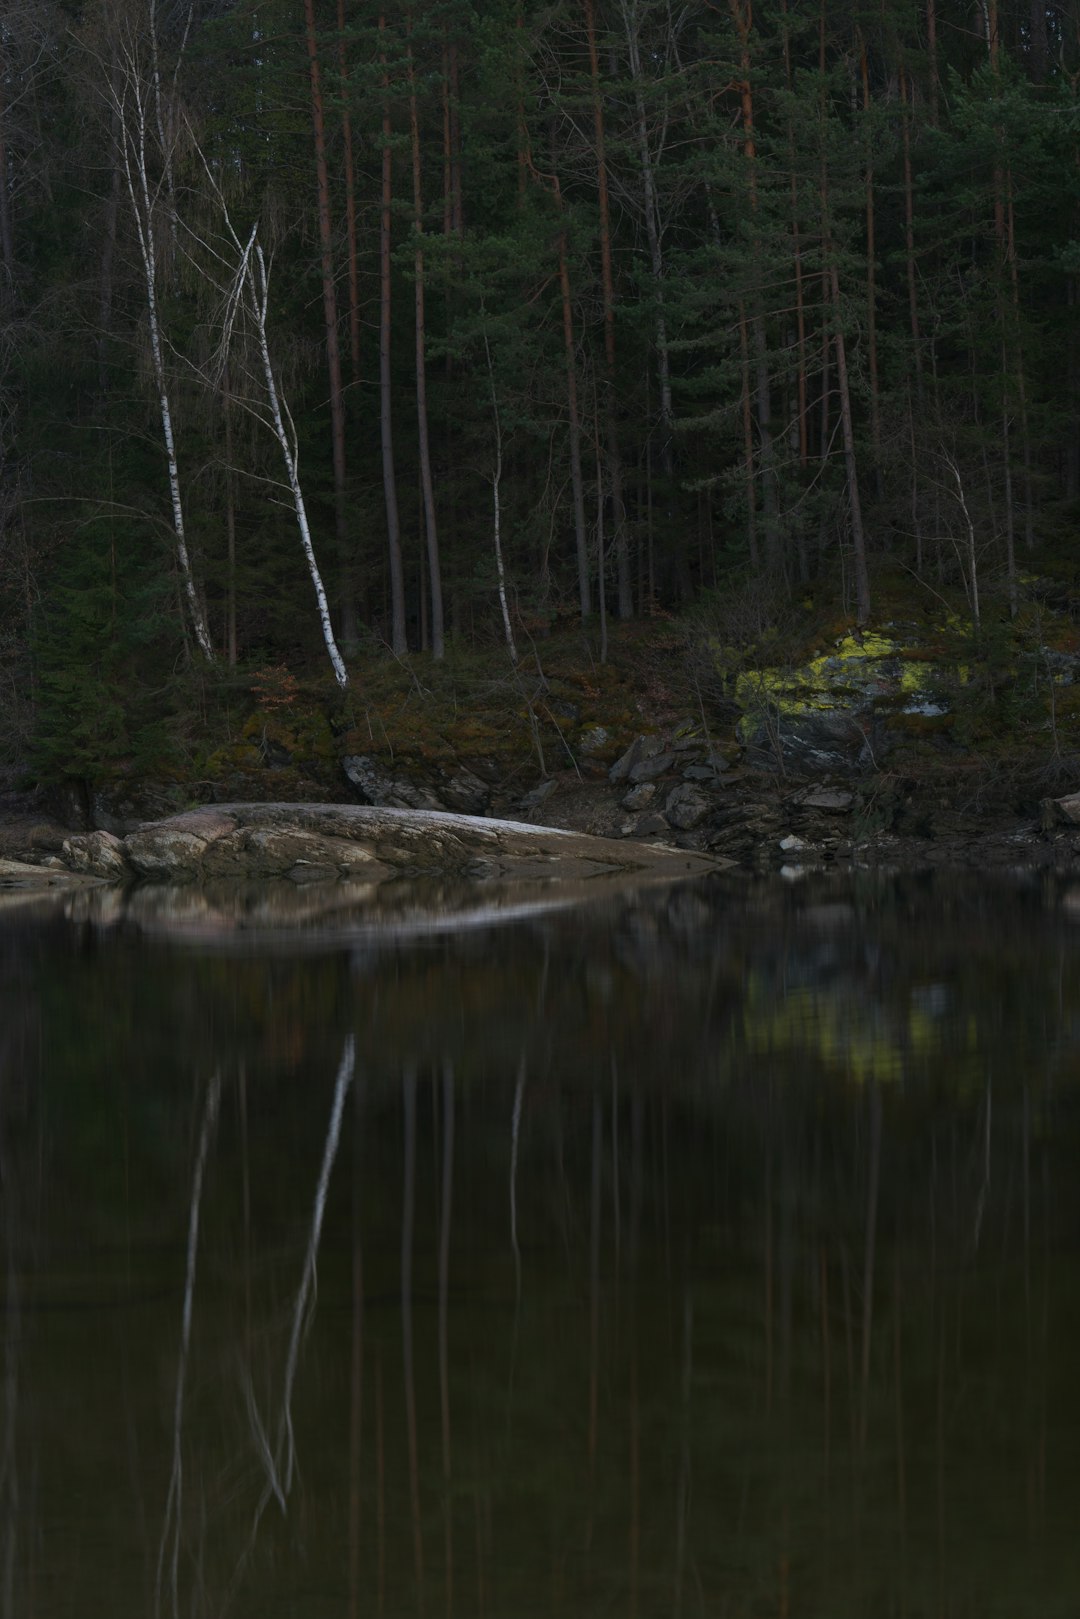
[103,16,215,661]
[193,151,350,688]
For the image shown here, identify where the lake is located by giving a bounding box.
[1,868,1078,1617]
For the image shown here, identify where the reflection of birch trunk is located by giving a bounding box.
[349,1074,365,1619]
[510,1058,525,1301]
[438,1063,455,1616]
[278,1039,353,1495]
[860,1083,882,1452]
[246,1038,354,1545]
[376,1351,386,1619]
[584,1093,601,1550]
[0,1155,21,1619]
[820,1245,831,1495]
[156,1071,221,1619]
[893,1262,908,1602]
[673,1288,693,1619]
[629,1343,640,1619]
[401,1066,425,1613]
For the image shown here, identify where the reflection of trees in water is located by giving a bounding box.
[0,876,1078,1613]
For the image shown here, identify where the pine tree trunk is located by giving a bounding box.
[899,69,923,396]
[830,264,872,625]
[859,35,882,491]
[379,14,407,657]
[781,1,808,472]
[336,0,362,386]
[1005,170,1035,551]
[926,0,940,126]
[622,0,690,598]
[0,73,13,310]
[448,39,463,237]
[555,211,591,617]
[730,0,779,571]
[96,100,122,399]
[584,0,631,618]
[407,20,445,660]
[738,304,760,570]
[304,0,356,652]
[223,365,238,667]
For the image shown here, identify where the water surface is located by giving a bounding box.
[2,870,1079,1617]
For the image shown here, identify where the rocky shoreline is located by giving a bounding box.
[3,721,1080,888]
[0,801,721,889]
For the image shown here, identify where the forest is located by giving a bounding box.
[1,0,1078,786]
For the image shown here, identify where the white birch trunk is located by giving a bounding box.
[114,67,215,662]
[248,244,350,688]
[483,330,517,664]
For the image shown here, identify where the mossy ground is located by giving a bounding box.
[38,556,1080,823]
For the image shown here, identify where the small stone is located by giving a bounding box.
[683,764,721,782]
[779,833,808,852]
[802,788,854,812]
[622,782,657,811]
[578,725,610,756]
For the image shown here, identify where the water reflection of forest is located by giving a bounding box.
[0,871,1078,1616]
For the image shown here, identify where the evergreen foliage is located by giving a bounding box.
[1,0,1079,778]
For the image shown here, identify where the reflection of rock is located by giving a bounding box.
[0,854,100,888]
[58,803,721,886]
[44,865,732,948]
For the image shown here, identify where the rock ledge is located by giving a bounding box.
[60,803,722,885]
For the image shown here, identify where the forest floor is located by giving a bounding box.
[6,566,1080,875]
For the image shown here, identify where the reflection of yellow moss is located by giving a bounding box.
[741,980,905,1083]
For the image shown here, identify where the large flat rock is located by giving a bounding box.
[61,803,723,885]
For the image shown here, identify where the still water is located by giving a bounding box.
[1,870,1079,1618]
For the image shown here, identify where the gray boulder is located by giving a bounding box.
[609,735,664,784]
[440,766,490,815]
[664,782,712,832]
[61,829,131,879]
[628,751,677,785]
[342,754,446,811]
[1042,792,1080,829]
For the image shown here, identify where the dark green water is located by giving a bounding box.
[1,870,1079,1618]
